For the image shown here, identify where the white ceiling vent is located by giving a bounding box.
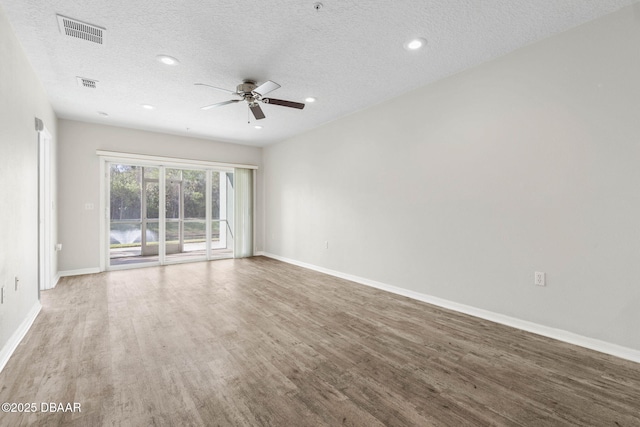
[57,15,104,44]
[77,77,98,88]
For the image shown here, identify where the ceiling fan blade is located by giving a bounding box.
[253,80,281,96]
[201,99,242,110]
[194,83,238,96]
[250,103,266,120]
[262,98,305,110]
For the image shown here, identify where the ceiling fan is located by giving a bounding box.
[195,80,305,120]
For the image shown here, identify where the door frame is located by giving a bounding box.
[99,152,248,271]
[38,126,53,291]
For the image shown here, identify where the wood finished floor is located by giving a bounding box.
[1,257,639,426]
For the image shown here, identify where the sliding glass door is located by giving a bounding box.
[108,163,234,268]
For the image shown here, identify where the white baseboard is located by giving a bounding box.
[260,252,640,364]
[58,267,101,278]
[0,301,42,373]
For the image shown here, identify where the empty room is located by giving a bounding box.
[1,0,640,425]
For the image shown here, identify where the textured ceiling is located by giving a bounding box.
[1,0,637,146]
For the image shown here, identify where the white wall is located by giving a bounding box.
[0,5,57,363]
[57,119,263,272]
[264,6,640,351]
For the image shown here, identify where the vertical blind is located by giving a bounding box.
[234,168,253,258]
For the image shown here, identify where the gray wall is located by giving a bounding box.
[263,6,640,351]
[57,119,263,272]
[0,5,57,356]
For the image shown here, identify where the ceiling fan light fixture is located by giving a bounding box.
[197,79,304,119]
[156,55,179,65]
[404,37,427,51]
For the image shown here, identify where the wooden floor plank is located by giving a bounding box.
[1,256,639,426]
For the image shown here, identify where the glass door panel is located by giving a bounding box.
[165,170,182,255]
[166,169,206,262]
[109,164,159,266]
[141,177,159,256]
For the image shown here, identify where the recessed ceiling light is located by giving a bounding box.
[141,104,155,110]
[404,37,427,51]
[156,55,179,65]
[305,97,316,103]
[254,125,263,129]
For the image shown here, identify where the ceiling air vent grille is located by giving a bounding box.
[77,77,98,89]
[57,15,104,44]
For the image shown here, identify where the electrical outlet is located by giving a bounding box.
[535,272,546,287]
